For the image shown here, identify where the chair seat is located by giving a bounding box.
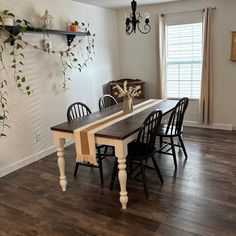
[156,124,183,137]
[127,141,155,161]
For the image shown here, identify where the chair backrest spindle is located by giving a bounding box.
[135,110,163,155]
[166,97,189,135]
[67,102,91,121]
[99,94,118,111]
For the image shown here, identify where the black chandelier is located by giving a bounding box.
[125,0,151,35]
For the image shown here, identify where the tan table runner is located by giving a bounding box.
[74,99,162,165]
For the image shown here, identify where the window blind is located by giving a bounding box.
[166,22,203,99]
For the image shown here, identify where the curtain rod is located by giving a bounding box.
[161,7,216,16]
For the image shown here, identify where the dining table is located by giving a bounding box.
[51,99,177,209]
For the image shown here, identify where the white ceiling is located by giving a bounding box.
[72,0,182,9]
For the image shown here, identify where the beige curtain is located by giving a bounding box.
[200,8,214,124]
[156,14,166,99]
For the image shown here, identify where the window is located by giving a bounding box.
[165,22,203,99]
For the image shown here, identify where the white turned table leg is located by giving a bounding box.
[115,140,128,209]
[53,134,67,191]
[57,145,67,191]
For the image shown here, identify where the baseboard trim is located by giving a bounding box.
[184,121,233,131]
[0,141,73,178]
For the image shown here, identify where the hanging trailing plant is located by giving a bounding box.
[55,21,95,89]
[0,10,95,137]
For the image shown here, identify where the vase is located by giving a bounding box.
[123,96,133,114]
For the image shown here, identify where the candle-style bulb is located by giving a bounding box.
[145,12,150,19]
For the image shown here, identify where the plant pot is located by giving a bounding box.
[0,18,14,26]
[69,25,78,32]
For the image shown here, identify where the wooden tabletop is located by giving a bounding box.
[51,99,177,140]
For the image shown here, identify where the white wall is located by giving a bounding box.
[2,0,236,177]
[0,0,120,176]
[118,0,236,130]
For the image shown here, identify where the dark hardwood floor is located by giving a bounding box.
[0,127,235,236]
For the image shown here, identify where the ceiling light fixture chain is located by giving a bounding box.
[125,0,151,35]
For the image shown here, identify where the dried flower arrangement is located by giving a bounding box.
[113,80,141,98]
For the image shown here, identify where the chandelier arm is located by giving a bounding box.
[126,17,134,35]
[126,28,134,35]
[137,22,151,34]
[126,26,134,35]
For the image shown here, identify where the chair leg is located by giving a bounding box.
[129,160,133,174]
[97,148,104,184]
[178,135,188,159]
[110,160,118,190]
[74,163,79,177]
[160,136,163,149]
[104,146,108,158]
[151,156,163,183]
[170,137,177,168]
[112,147,115,156]
[140,160,149,199]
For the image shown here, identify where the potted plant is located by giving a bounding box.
[69,20,79,32]
[0,10,14,26]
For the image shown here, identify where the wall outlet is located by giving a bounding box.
[36,132,41,142]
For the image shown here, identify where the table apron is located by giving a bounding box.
[52,130,138,151]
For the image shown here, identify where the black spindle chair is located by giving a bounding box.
[67,102,104,184]
[110,110,163,199]
[67,102,91,121]
[156,97,189,168]
[98,94,118,110]
[98,94,118,158]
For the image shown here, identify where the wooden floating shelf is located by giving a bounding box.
[3,26,91,46]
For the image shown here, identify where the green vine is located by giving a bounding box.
[0,79,9,137]
[58,26,95,89]
[0,10,95,137]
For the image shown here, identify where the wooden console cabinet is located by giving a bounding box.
[109,78,145,102]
